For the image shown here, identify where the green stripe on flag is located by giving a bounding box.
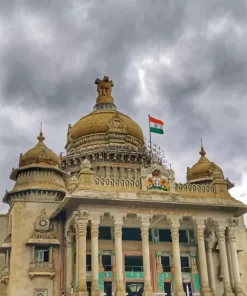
[150,127,164,134]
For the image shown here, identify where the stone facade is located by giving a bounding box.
[1,76,247,296]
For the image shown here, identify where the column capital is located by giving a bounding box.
[73,209,89,222]
[137,214,153,228]
[193,217,206,229]
[111,213,126,226]
[89,212,103,225]
[214,218,228,231]
[167,215,182,229]
[228,217,239,228]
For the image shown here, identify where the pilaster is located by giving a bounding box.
[167,216,185,296]
[89,213,103,296]
[111,213,126,296]
[66,231,74,295]
[227,218,246,296]
[205,229,216,296]
[138,214,153,296]
[215,220,234,296]
[74,210,89,296]
[193,218,212,296]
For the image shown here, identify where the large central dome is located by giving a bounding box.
[66,76,144,154]
[70,110,143,141]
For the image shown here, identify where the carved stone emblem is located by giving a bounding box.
[108,112,127,132]
[34,209,51,232]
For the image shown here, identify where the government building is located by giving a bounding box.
[0,76,247,296]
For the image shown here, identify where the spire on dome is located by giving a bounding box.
[37,122,45,143]
[199,138,206,157]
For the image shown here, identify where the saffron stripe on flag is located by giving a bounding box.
[149,116,164,125]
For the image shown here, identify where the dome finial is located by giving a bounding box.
[199,138,206,156]
[95,76,114,104]
[37,122,45,143]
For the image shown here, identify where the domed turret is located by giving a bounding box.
[187,145,224,184]
[3,131,69,206]
[19,131,61,168]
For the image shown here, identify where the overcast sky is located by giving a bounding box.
[0,0,247,216]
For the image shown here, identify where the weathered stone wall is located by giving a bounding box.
[0,214,8,296]
[8,201,61,296]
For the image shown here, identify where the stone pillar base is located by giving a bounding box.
[142,291,154,296]
[234,292,246,296]
[91,290,101,296]
[174,291,186,296]
[201,292,213,296]
[115,291,127,296]
[222,293,234,296]
[78,292,89,296]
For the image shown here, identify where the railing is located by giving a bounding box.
[103,265,112,271]
[95,177,140,188]
[181,266,191,273]
[29,261,54,270]
[1,265,9,275]
[125,266,143,272]
[162,265,171,272]
[175,183,215,194]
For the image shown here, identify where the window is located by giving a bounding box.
[159,229,172,242]
[87,227,91,239]
[179,230,189,243]
[35,247,49,263]
[125,256,143,272]
[86,254,91,271]
[180,256,190,272]
[99,227,112,240]
[87,281,92,296]
[102,255,112,271]
[122,228,141,241]
[161,256,171,272]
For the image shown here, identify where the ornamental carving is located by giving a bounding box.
[67,175,79,193]
[229,218,239,227]
[140,162,174,192]
[95,76,114,104]
[108,112,127,132]
[34,209,51,232]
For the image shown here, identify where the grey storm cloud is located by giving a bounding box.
[1,0,247,213]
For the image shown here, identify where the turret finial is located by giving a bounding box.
[199,138,206,156]
[37,122,45,143]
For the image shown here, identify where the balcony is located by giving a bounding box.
[28,261,55,279]
[0,265,10,285]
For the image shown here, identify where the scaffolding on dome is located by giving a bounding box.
[60,138,171,169]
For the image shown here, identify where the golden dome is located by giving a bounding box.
[70,110,144,142]
[187,145,224,183]
[19,131,61,168]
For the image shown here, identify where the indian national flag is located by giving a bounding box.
[149,116,164,134]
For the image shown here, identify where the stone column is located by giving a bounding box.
[226,238,235,290]
[66,231,74,295]
[205,230,216,296]
[193,219,212,296]
[227,219,245,296]
[167,216,185,296]
[138,214,153,296]
[74,210,89,296]
[112,213,126,296]
[215,221,234,296]
[90,213,103,296]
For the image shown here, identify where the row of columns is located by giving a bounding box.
[65,212,245,296]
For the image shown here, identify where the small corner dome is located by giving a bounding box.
[187,145,224,183]
[19,131,61,168]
